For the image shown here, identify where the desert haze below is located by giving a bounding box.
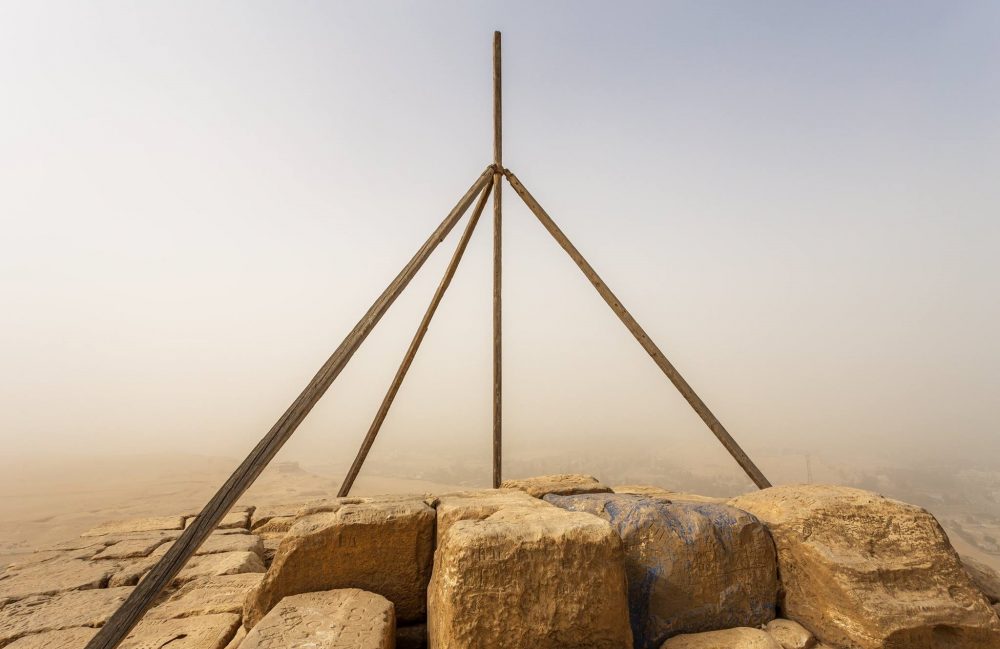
[2,449,1000,576]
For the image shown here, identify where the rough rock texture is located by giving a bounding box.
[0,557,113,601]
[501,473,611,498]
[241,589,394,649]
[82,516,186,537]
[5,627,98,649]
[612,485,726,504]
[244,498,435,628]
[149,573,263,619]
[430,489,548,544]
[91,534,176,560]
[120,613,241,649]
[765,619,816,649]
[0,586,133,646]
[158,533,264,559]
[546,493,777,648]
[428,505,633,649]
[660,627,782,649]
[962,555,1000,604]
[730,485,1000,649]
[223,626,246,649]
[110,549,264,587]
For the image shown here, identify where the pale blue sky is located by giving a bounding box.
[1,2,998,483]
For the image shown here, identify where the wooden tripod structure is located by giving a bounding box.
[86,32,770,649]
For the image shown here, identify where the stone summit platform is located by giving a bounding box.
[2,475,1000,649]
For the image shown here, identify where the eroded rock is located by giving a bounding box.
[5,627,97,649]
[430,489,549,544]
[546,493,777,648]
[148,573,263,619]
[241,589,394,649]
[501,473,611,498]
[428,505,633,648]
[0,558,113,601]
[660,627,782,649]
[962,556,1000,604]
[0,586,133,646]
[244,498,434,628]
[110,550,264,588]
[612,485,725,504]
[765,619,816,649]
[730,484,1000,649]
[120,613,240,649]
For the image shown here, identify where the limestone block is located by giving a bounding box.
[730,484,1000,649]
[241,589,394,649]
[244,498,434,627]
[428,505,633,648]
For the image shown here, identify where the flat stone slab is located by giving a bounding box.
[242,589,394,649]
[5,627,98,649]
[149,573,264,619]
[119,613,241,649]
[0,586,133,646]
[92,534,176,560]
[0,557,114,601]
[155,533,264,559]
[82,516,186,537]
[501,473,611,498]
[110,550,264,587]
[661,627,782,649]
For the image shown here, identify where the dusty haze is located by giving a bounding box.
[1,3,998,566]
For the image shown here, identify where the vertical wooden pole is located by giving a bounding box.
[492,31,503,489]
[339,178,494,497]
[505,169,772,490]
[84,167,495,649]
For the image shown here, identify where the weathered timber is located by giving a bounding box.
[85,166,495,649]
[338,177,495,497]
[492,31,503,488]
[504,169,772,490]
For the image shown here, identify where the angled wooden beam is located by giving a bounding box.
[85,166,495,649]
[339,177,494,497]
[492,31,503,488]
[504,169,772,490]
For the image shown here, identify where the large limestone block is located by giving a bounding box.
[428,506,633,649]
[660,628,782,649]
[501,473,611,498]
[120,613,241,649]
[242,589,394,649]
[962,555,1000,604]
[546,493,777,648]
[0,557,113,601]
[765,619,816,649]
[430,489,550,544]
[5,627,98,649]
[244,498,434,628]
[0,586,132,646]
[149,573,263,619]
[730,484,1000,649]
[92,534,176,560]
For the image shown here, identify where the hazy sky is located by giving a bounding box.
[1,2,998,481]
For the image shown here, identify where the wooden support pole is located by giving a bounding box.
[85,166,495,649]
[492,30,503,489]
[504,169,772,490]
[339,177,494,497]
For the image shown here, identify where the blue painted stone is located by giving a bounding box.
[544,493,777,649]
